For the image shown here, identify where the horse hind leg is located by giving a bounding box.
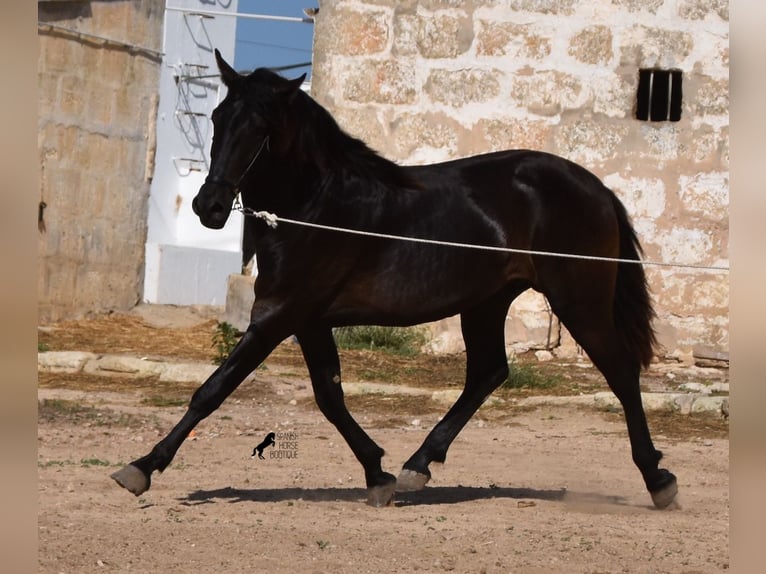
[398,290,515,491]
[554,301,678,509]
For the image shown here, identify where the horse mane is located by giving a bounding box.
[248,69,420,191]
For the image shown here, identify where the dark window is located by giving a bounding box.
[636,69,682,122]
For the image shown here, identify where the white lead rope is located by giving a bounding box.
[235,206,729,273]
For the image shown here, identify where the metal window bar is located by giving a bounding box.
[637,69,682,122]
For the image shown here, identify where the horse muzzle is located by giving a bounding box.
[192,182,233,229]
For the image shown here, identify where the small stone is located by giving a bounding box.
[535,350,554,362]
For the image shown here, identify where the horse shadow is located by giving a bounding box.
[178,484,633,509]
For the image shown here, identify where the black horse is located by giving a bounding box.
[252,432,276,460]
[112,50,677,509]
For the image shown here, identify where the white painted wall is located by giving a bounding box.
[144,0,242,305]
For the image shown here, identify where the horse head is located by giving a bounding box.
[192,49,305,229]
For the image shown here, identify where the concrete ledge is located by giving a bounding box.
[39,351,215,384]
[38,351,99,373]
[593,391,727,414]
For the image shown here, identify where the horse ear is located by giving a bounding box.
[215,49,240,88]
[279,74,307,100]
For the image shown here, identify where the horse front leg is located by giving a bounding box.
[111,320,289,496]
[297,325,397,507]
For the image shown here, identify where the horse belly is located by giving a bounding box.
[324,248,515,326]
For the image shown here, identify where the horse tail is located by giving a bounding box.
[611,192,658,369]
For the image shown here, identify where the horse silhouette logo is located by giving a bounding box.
[251,432,276,460]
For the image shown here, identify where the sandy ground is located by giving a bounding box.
[38,307,729,573]
[38,383,728,574]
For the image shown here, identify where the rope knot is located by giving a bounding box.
[253,210,279,228]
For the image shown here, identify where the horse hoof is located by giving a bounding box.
[111,464,150,496]
[366,480,397,507]
[650,477,679,509]
[396,468,430,492]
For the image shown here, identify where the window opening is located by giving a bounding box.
[636,69,682,122]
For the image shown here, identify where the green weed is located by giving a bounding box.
[501,359,562,390]
[211,321,240,365]
[333,325,427,356]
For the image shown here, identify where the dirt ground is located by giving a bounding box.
[38,307,729,573]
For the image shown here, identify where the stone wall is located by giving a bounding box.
[37,1,164,322]
[311,0,729,360]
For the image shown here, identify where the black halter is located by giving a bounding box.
[204,135,270,198]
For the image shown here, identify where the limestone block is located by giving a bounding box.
[509,0,577,15]
[611,0,664,13]
[638,123,683,162]
[553,119,630,165]
[332,107,391,156]
[342,60,417,105]
[330,7,390,56]
[690,396,727,414]
[678,0,728,21]
[159,363,216,384]
[476,118,552,153]
[509,70,583,116]
[83,355,164,377]
[619,25,694,68]
[426,68,500,106]
[604,174,666,219]
[506,290,558,351]
[391,112,460,157]
[568,25,613,66]
[392,13,420,56]
[691,76,729,117]
[37,351,99,373]
[657,227,713,268]
[475,20,551,60]
[416,13,473,59]
[678,172,728,219]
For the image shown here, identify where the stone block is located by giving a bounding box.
[475,118,552,152]
[475,20,551,60]
[426,68,500,106]
[37,351,98,373]
[332,107,391,157]
[506,290,558,352]
[690,396,726,414]
[392,13,419,56]
[330,7,390,56]
[342,60,417,105]
[604,174,666,219]
[619,25,694,68]
[678,0,728,21]
[223,274,256,332]
[159,363,216,384]
[553,119,630,165]
[611,0,664,13]
[678,172,728,219]
[690,76,729,117]
[416,13,473,59]
[83,355,164,377]
[568,25,613,66]
[423,315,464,354]
[391,112,461,157]
[509,0,577,15]
[509,70,583,116]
